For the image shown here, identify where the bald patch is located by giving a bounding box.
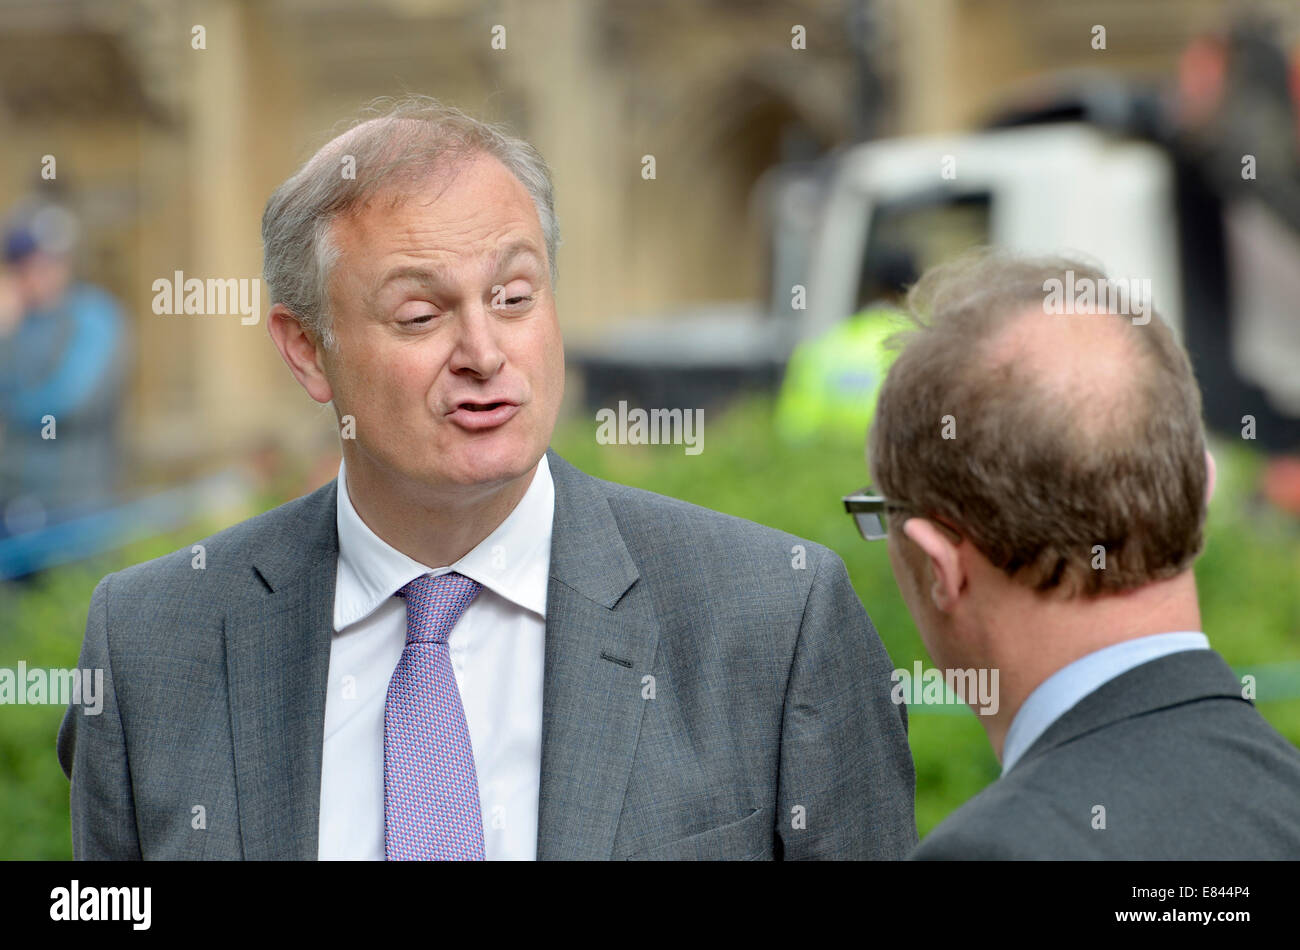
[978,305,1150,441]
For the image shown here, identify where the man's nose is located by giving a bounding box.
[450,300,506,378]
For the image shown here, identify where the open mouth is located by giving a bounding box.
[448,400,521,430]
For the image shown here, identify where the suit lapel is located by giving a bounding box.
[224,480,338,860]
[536,451,660,859]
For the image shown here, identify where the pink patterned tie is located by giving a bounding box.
[384,571,486,860]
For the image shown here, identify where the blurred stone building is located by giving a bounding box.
[0,0,1294,483]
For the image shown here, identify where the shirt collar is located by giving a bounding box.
[1000,631,1210,774]
[333,453,554,630]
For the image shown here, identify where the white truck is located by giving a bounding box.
[575,116,1300,453]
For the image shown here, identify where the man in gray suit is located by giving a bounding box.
[856,250,1300,859]
[57,97,915,860]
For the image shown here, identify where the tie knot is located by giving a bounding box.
[397,571,482,644]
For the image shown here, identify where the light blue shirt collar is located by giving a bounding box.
[1000,631,1210,774]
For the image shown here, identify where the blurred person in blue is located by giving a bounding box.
[0,208,128,536]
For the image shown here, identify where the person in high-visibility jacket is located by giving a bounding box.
[775,248,917,445]
[774,304,905,444]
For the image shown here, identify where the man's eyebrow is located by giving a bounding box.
[373,265,449,294]
[489,239,545,273]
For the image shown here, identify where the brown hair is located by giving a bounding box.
[868,249,1208,596]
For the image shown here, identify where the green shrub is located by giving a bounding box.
[1,396,1294,856]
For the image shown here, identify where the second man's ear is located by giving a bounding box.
[902,517,967,613]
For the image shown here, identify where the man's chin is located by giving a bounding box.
[434,444,541,492]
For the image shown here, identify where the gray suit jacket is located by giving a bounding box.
[59,449,916,859]
[912,649,1300,859]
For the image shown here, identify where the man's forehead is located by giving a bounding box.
[372,238,544,288]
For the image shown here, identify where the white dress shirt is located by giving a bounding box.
[1000,631,1210,774]
[318,454,553,860]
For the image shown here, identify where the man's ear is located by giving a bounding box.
[901,517,966,613]
[268,303,333,404]
[1205,448,1217,505]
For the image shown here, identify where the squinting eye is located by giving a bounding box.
[493,281,535,309]
[401,314,437,326]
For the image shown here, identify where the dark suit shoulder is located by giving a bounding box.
[911,773,1072,859]
[914,677,1300,859]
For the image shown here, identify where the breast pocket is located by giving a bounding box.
[625,806,772,861]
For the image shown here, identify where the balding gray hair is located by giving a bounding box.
[261,95,560,350]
